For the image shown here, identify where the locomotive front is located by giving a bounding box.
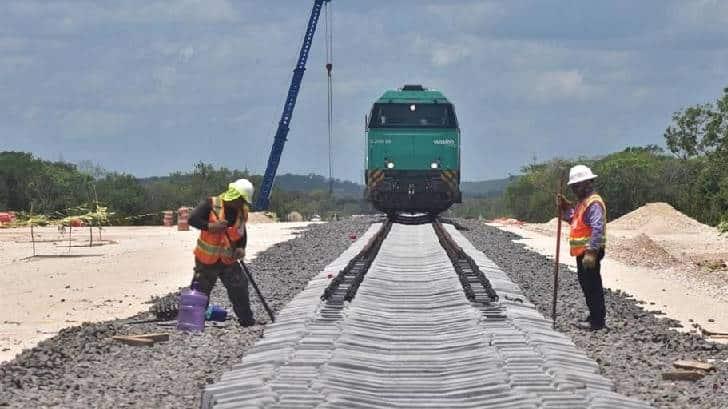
[365,85,462,214]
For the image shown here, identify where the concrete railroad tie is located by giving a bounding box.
[202,223,650,409]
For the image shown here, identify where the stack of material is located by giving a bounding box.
[608,202,717,236]
[524,217,569,239]
[608,233,678,269]
[247,212,275,224]
[287,211,304,222]
[607,202,728,270]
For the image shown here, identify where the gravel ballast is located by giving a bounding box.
[457,219,728,409]
[3,217,727,408]
[0,219,373,408]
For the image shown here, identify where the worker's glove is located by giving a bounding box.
[582,250,598,270]
[234,247,246,260]
[556,194,572,212]
[208,220,228,233]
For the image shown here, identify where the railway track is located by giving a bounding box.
[202,218,650,409]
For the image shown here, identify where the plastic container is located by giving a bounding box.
[176,282,208,332]
[205,305,228,322]
[177,207,190,231]
[162,211,174,226]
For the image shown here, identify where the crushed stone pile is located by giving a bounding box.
[247,212,275,224]
[524,217,569,238]
[608,202,716,236]
[609,233,678,269]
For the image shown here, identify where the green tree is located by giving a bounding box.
[504,159,574,222]
[95,174,147,220]
[664,104,713,159]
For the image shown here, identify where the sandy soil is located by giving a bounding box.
[491,221,728,341]
[0,222,312,362]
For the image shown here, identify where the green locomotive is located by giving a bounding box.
[365,85,462,214]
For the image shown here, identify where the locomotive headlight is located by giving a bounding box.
[430,162,439,169]
[386,161,395,169]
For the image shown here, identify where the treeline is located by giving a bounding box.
[500,147,702,222]
[486,87,728,228]
[0,154,371,224]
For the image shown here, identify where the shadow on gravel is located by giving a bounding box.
[457,218,728,409]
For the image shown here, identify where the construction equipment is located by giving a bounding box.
[255,0,332,210]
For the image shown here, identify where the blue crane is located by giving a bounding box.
[255,0,331,210]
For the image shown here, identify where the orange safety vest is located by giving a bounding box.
[569,193,606,257]
[193,196,248,265]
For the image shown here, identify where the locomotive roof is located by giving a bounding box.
[376,88,450,104]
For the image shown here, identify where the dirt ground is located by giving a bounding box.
[0,221,312,362]
[494,202,728,339]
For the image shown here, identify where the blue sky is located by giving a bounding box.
[2,1,728,182]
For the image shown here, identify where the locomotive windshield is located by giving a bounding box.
[368,103,458,129]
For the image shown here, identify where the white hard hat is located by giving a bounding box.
[230,178,255,204]
[567,165,597,185]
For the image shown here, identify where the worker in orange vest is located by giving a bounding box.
[188,179,257,327]
[557,165,607,331]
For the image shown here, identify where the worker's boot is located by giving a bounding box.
[239,318,258,328]
[575,321,606,331]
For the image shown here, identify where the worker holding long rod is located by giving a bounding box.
[187,179,260,327]
[557,165,608,331]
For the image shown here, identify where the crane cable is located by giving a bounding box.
[325,1,334,195]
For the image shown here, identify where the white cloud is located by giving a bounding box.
[528,70,595,103]
[414,36,472,67]
[669,0,728,28]
[60,110,130,141]
[114,0,239,24]
[425,1,506,31]
[431,44,472,67]
[7,0,240,30]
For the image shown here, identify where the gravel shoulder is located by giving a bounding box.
[457,219,728,409]
[0,223,313,363]
[0,218,373,408]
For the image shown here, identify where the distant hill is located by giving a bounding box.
[461,176,517,198]
[274,173,363,197]
[138,170,513,199]
[139,172,364,198]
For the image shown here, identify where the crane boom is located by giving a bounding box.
[255,0,331,210]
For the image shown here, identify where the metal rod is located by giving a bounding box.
[30,203,36,257]
[239,261,275,323]
[552,177,564,328]
[30,223,36,257]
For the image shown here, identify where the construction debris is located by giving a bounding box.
[661,370,706,381]
[673,359,715,372]
[112,333,169,346]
